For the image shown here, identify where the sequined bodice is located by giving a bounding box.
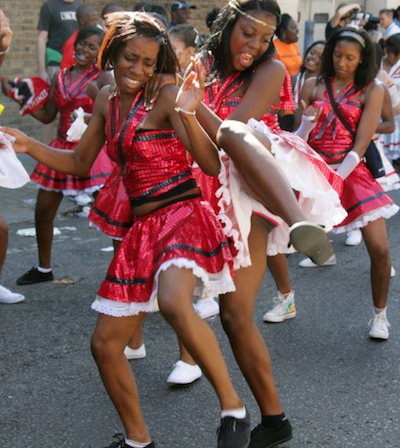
[106,92,194,203]
[53,65,99,137]
[308,82,363,163]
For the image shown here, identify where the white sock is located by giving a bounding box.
[125,439,153,448]
[38,266,52,273]
[279,290,293,299]
[374,306,387,318]
[221,406,246,419]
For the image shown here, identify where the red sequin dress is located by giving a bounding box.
[30,65,112,194]
[198,63,346,265]
[92,91,235,316]
[308,80,399,232]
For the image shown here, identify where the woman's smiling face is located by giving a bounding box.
[228,11,276,73]
[114,35,159,95]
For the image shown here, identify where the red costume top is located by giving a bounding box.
[308,79,396,229]
[31,65,112,193]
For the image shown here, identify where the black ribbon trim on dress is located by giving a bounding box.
[129,171,193,207]
[105,274,147,285]
[33,169,111,182]
[154,241,228,264]
[132,131,177,141]
[64,66,99,99]
[91,206,132,227]
[316,147,352,159]
[346,191,386,214]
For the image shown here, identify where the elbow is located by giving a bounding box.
[387,123,395,134]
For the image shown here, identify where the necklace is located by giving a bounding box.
[333,80,353,95]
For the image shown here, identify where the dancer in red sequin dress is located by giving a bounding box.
[300,27,398,340]
[167,2,345,446]
[2,13,253,448]
[7,27,114,285]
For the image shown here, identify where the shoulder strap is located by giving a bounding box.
[324,79,356,139]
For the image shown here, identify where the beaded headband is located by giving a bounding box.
[339,30,366,48]
[228,0,277,31]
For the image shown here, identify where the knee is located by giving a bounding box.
[217,120,245,148]
[90,331,114,364]
[369,244,390,264]
[220,304,252,336]
[35,207,54,225]
[158,295,181,325]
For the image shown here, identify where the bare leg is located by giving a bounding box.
[158,266,242,410]
[177,337,196,365]
[267,254,292,294]
[220,214,282,415]
[217,120,305,225]
[35,189,63,268]
[361,218,391,308]
[91,314,151,443]
[113,238,146,352]
[217,120,333,266]
[126,312,145,350]
[0,214,8,278]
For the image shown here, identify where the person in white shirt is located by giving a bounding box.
[379,8,400,39]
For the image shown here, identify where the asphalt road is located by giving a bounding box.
[1,156,399,448]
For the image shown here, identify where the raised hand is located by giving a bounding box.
[175,55,206,114]
[300,99,322,122]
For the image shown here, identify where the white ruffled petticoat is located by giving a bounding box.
[92,259,235,317]
[216,119,348,265]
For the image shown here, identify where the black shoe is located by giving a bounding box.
[104,434,155,448]
[218,409,251,448]
[16,267,54,285]
[249,420,292,448]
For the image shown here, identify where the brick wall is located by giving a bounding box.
[0,0,224,140]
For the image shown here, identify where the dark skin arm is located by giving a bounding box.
[376,83,395,135]
[1,86,109,176]
[195,58,286,144]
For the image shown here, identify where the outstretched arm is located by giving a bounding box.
[1,87,109,176]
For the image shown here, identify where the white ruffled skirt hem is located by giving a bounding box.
[91,258,235,317]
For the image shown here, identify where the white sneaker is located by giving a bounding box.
[75,193,93,206]
[263,291,296,323]
[124,344,146,360]
[345,229,362,246]
[391,266,396,278]
[298,254,337,268]
[0,285,25,304]
[369,313,390,340]
[194,297,220,319]
[167,360,202,385]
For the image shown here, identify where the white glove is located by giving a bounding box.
[294,114,317,141]
[336,150,360,180]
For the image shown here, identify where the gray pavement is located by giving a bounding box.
[1,155,400,448]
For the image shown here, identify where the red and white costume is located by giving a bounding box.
[31,65,112,195]
[92,91,235,316]
[198,63,346,267]
[379,61,400,161]
[308,80,399,232]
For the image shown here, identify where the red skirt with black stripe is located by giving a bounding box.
[333,160,399,232]
[95,197,235,312]
[30,136,113,194]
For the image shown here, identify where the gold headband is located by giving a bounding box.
[228,0,277,31]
